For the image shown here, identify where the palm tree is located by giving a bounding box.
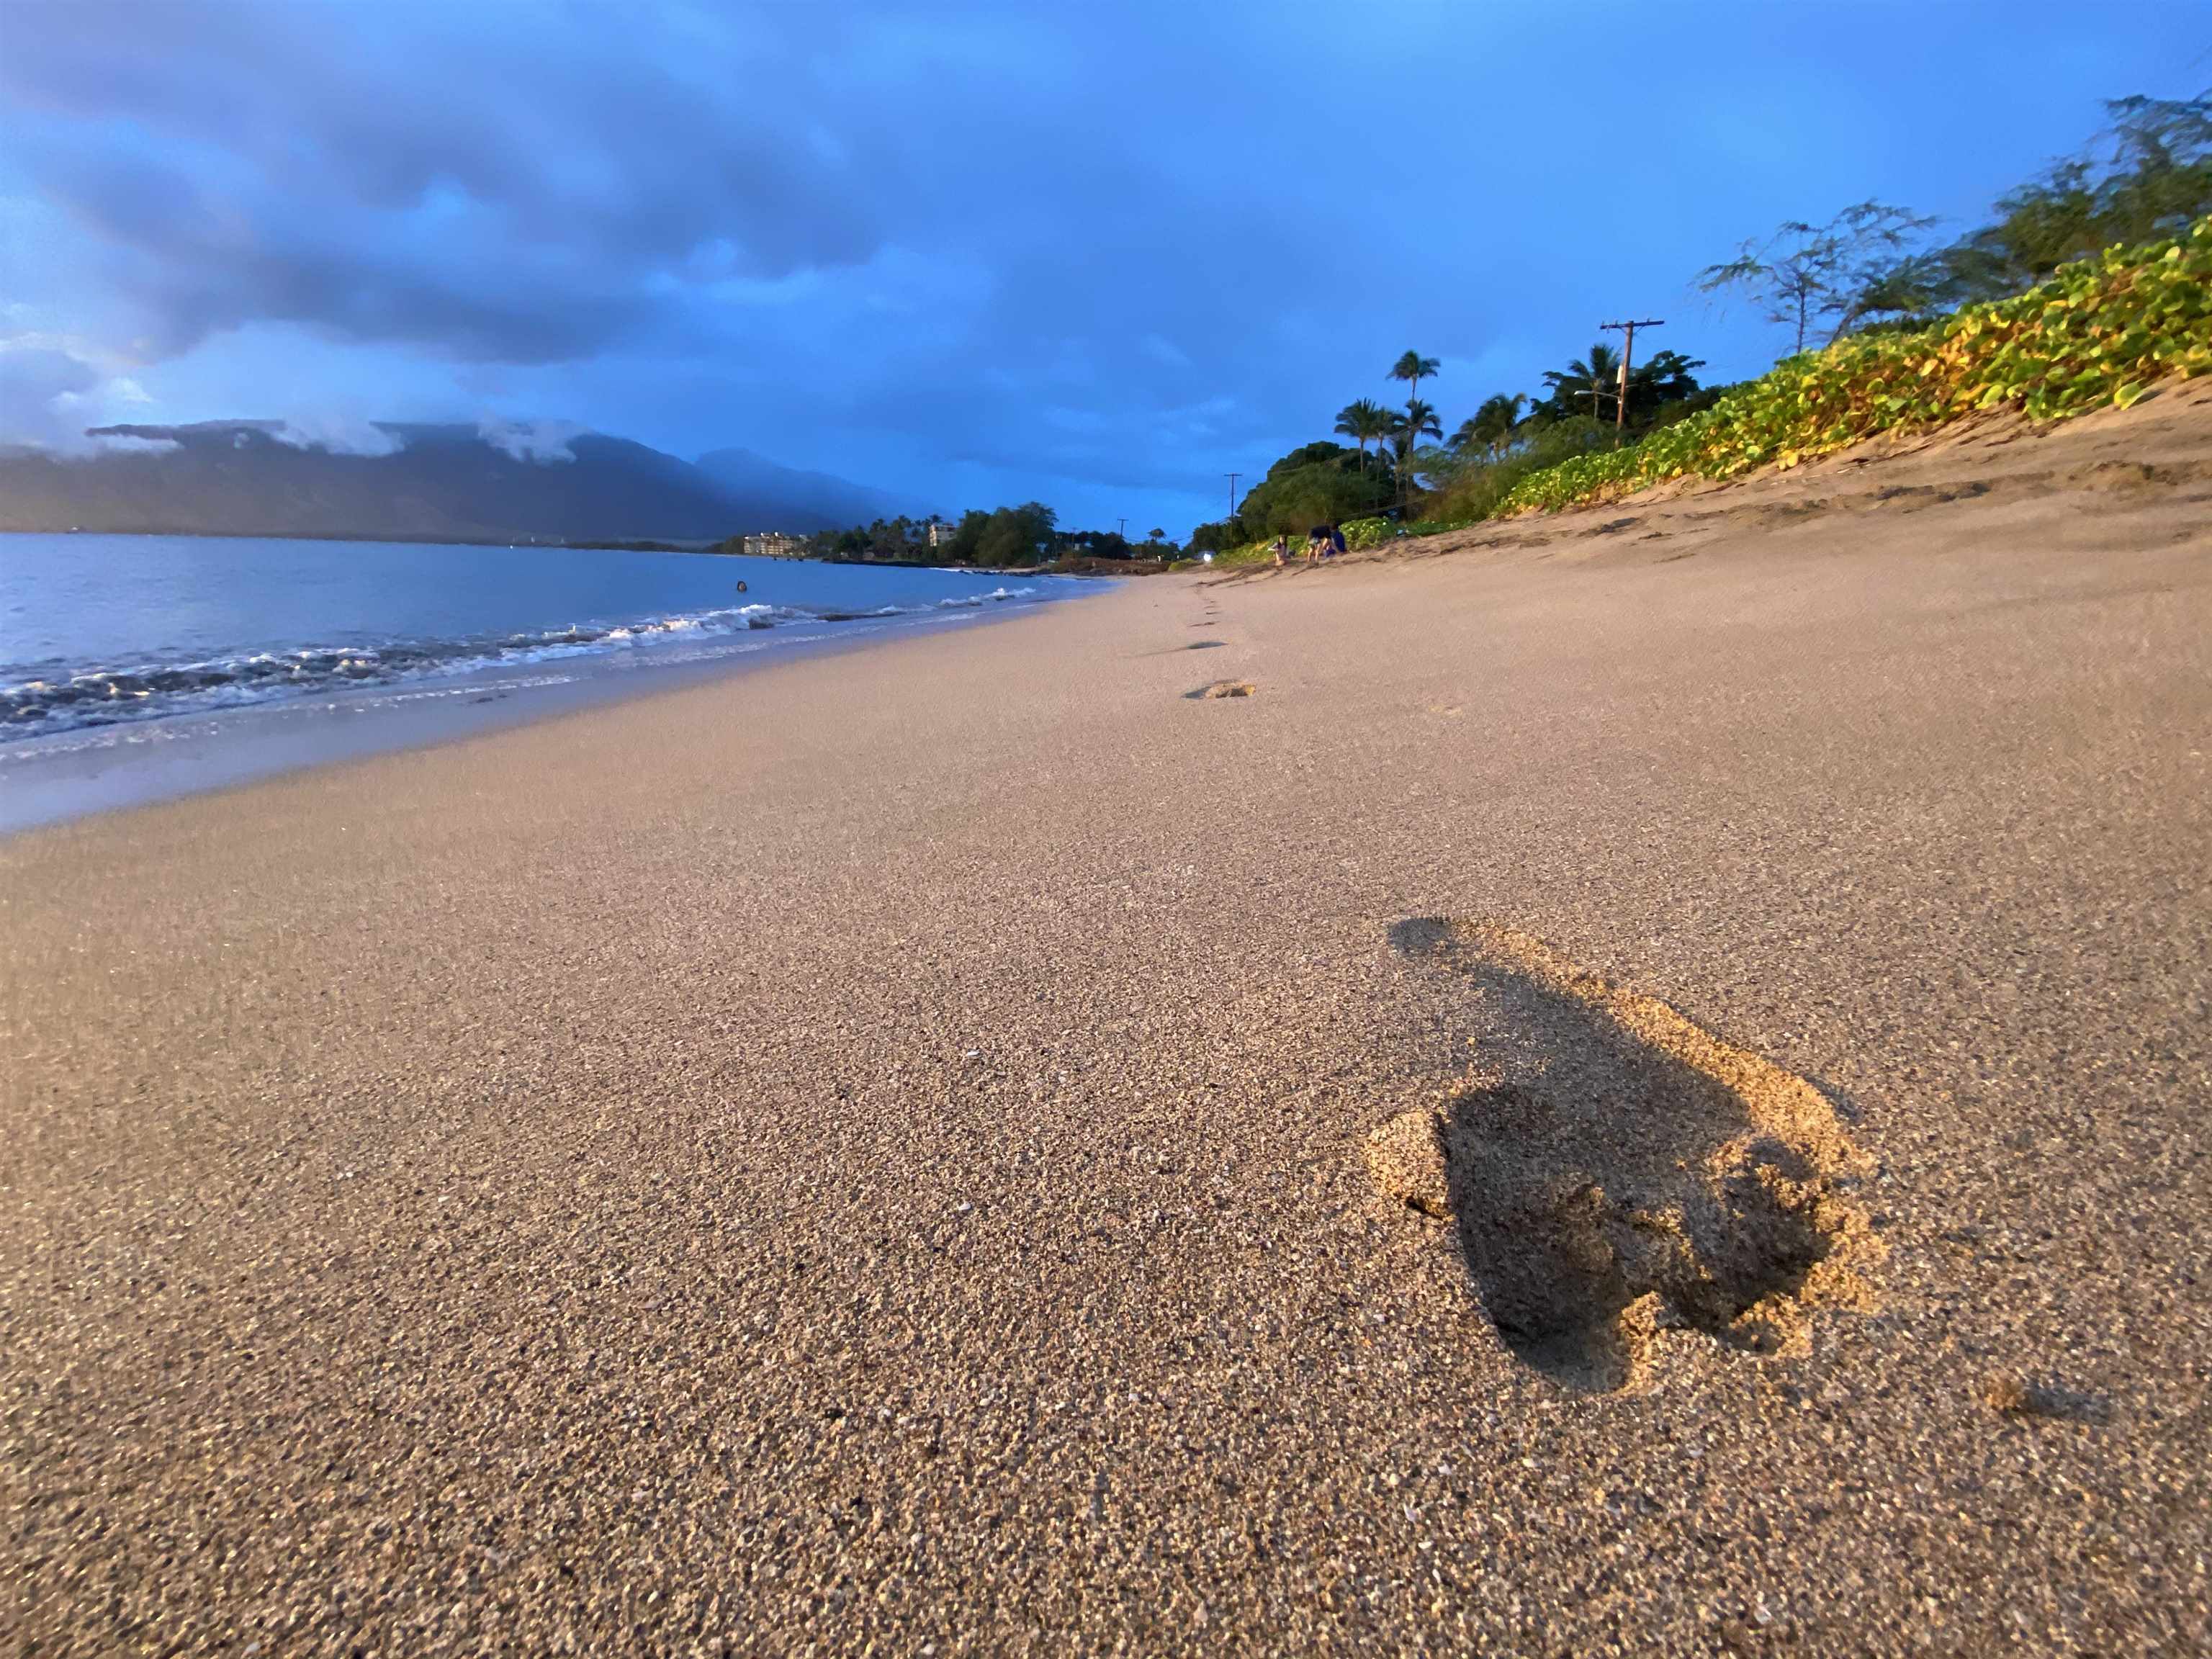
[1541,343,1623,422]
[1390,351,1440,426]
[1390,355,1441,510]
[1453,392,1529,460]
[1626,349,1707,411]
[1388,398,1444,509]
[1334,398,1394,473]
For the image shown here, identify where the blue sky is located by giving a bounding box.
[2,1,2206,534]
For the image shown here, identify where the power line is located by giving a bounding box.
[1599,318,1664,444]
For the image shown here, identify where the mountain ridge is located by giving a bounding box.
[0,422,889,544]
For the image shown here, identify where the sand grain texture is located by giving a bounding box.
[4,388,2211,1655]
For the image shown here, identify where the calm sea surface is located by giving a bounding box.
[0,534,1098,829]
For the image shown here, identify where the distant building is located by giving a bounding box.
[926,521,959,549]
[741,531,805,559]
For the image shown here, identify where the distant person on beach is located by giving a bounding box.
[1305,526,1328,564]
[1329,524,1347,559]
[1272,535,1290,568]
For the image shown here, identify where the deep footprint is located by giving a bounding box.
[1379,920,1881,1393]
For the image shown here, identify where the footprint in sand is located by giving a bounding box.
[1189,679,1256,700]
[1370,920,1881,1393]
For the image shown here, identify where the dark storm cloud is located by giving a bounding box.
[1,1,899,361]
[23,127,652,361]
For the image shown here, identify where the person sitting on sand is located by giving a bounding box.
[1272,535,1290,568]
[1328,523,1347,559]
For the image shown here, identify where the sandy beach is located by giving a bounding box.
[5,389,2210,1655]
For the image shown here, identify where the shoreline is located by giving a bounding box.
[0,574,1105,835]
[1,524,1169,575]
[4,401,2208,1653]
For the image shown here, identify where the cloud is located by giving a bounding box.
[0,339,114,452]
[272,413,406,457]
[476,418,585,464]
[0,340,96,403]
[0,3,895,366]
[1139,334,1193,370]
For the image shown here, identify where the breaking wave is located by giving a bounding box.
[1,587,1038,738]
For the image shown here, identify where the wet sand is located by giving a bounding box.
[4,388,2210,1654]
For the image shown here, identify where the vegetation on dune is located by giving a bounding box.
[1484,94,2212,524]
[1421,415,1632,523]
[1879,94,2212,316]
[1496,215,2212,516]
[1698,202,1940,354]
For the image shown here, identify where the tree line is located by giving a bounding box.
[1190,91,2210,551]
[751,505,1177,568]
[1188,339,1713,550]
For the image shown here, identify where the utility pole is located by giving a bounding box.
[1118,517,1128,542]
[1599,318,1663,446]
[1226,473,1241,520]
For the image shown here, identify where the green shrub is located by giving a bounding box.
[1235,462,1394,536]
[1496,216,2212,518]
[1424,415,1620,523]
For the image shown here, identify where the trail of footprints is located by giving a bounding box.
[1371,920,1882,1393]
[1187,596,1251,696]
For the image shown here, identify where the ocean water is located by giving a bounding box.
[0,534,1096,829]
